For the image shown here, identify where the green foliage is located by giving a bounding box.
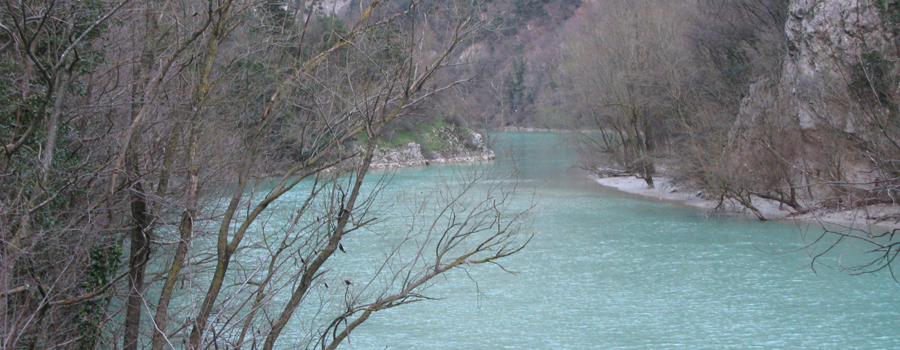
[875,0,900,35]
[371,117,482,157]
[263,0,292,26]
[714,45,752,85]
[379,117,451,149]
[508,0,582,23]
[0,53,44,149]
[70,0,110,41]
[555,0,583,20]
[850,50,896,105]
[1,1,114,345]
[512,0,549,21]
[30,0,110,74]
[74,245,122,350]
[366,25,405,67]
[317,14,349,52]
[1,0,109,160]
[234,58,267,74]
[86,246,121,292]
[493,12,522,36]
[483,0,581,36]
[505,57,533,117]
[417,129,453,155]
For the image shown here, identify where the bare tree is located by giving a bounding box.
[560,0,693,188]
[1,0,133,347]
[1,0,533,349]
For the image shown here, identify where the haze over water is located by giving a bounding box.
[341,132,900,349]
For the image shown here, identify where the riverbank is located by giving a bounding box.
[369,130,495,169]
[500,126,603,133]
[369,148,494,169]
[594,175,900,230]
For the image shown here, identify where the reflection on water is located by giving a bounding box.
[337,132,900,349]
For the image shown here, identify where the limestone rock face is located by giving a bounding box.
[779,0,890,130]
[731,0,895,197]
[315,0,352,15]
[735,0,891,132]
[371,143,428,168]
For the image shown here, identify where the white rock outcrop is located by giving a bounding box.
[369,130,495,169]
[730,0,894,196]
[315,0,352,15]
[779,0,891,130]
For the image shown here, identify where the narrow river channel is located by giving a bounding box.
[331,132,900,349]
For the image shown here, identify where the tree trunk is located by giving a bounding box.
[149,170,196,350]
[123,150,152,350]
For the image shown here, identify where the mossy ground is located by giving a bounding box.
[358,117,477,155]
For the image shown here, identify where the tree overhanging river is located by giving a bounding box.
[324,132,900,349]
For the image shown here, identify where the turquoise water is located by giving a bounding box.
[337,132,900,349]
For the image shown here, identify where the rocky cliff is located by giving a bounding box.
[781,0,893,130]
[737,0,892,132]
[734,0,897,199]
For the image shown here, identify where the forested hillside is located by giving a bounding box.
[0,1,534,348]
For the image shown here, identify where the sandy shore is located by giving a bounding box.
[594,175,900,231]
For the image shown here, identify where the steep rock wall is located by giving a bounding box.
[781,0,891,130]
[734,0,891,132]
[734,0,896,198]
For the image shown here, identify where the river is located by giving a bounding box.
[336,132,900,349]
